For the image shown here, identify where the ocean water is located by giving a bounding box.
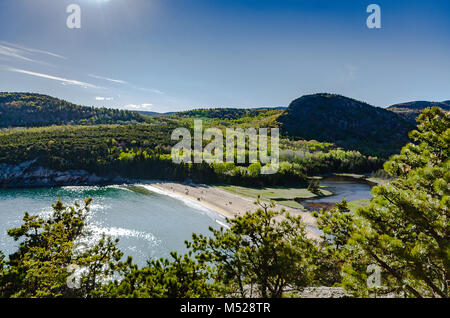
[0,184,225,267]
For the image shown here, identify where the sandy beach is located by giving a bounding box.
[148,182,320,240]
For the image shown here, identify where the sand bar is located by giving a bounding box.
[146,181,320,240]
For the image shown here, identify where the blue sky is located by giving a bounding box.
[0,0,449,112]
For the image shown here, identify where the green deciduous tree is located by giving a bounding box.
[189,197,316,297]
[2,108,446,298]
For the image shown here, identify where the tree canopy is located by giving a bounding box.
[0,107,447,298]
[315,107,449,297]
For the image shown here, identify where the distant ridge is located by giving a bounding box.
[134,110,175,117]
[0,92,146,128]
[387,100,450,123]
[133,107,287,119]
[175,107,285,120]
[0,91,436,158]
[278,93,414,157]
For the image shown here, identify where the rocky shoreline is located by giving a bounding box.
[0,160,127,189]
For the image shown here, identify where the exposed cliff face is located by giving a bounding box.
[0,159,125,188]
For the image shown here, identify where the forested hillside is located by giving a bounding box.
[134,110,175,117]
[1,107,447,299]
[177,107,285,119]
[0,93,146,127]
[278,93,414,157]
[0,92,420,185]
[0,92,422,159]
[0,120,382,187]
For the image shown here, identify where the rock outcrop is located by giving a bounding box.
[0,159,125,188]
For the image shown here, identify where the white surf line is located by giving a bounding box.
[139,184,228,226]
[215,219,230,229]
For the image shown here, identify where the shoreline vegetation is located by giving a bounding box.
[145,181,321,239]
[0,98,447,297]
[0,173,379,240]
[0,158,381,241]
[1,93,397,193]
[0,91,447,298]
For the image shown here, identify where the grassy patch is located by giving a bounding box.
[218,185,332,209]
[273,200,305,209]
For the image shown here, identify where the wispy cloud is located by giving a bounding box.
[7,67,100,89]
[0,45,36,62]
[0,41,66,59]
[89,73,164,95]
[96,96,114,101]
[125,103,153,110]
[89,74,128,84]
[344,64,357,81]
[0,41,66,63]
[138,87,164,95]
